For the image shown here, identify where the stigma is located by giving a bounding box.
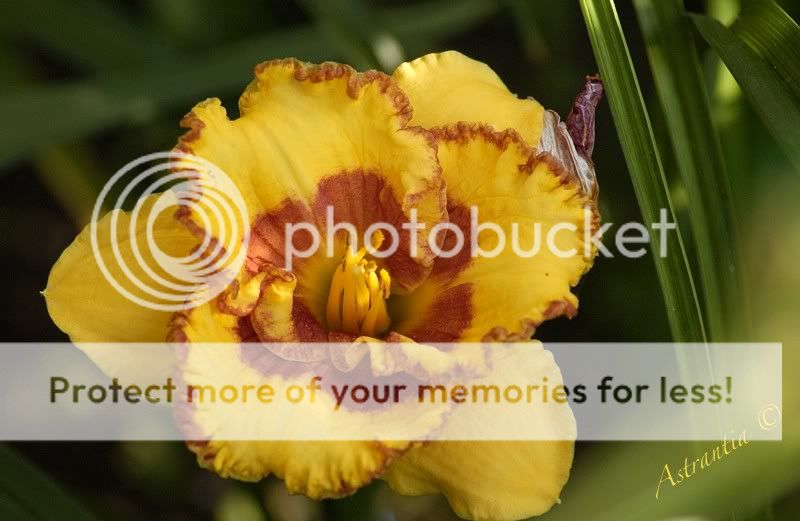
[325,244,392,337]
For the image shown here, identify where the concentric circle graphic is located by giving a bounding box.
[90,151,250,311]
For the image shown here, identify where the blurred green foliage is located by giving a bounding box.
[1,1,799,520]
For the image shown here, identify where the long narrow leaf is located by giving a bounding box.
[0,444,98,521]
[579,0,706,342]
[732,0,800,99]
[691,13,800,171]
[634,0,748,341]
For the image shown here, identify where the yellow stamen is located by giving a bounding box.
[326,246,392,337]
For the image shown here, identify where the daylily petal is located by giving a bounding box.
[384,342,575,521]
[180,361,417,498]
[168,290,241,344]
[385,440,574,521]
[171,303,450,499]
[177,59,447,294]
[392,124,598,341]
[44,195,200,380]
[45,195,198,342]
[187,438,412,499]
[393,51,545,146]
[332,333,488,378]
[43,50,599,519]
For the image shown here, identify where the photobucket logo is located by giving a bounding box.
[91,152,249,311]
[283,206,677,269]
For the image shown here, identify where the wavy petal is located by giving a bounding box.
[393,51,545,146]
[44,195,200,380]
[171,303,447,499]
[384,342,575,521]
[385,440,573,521]
[45,195,199,342]
[176,60,447,295]
[393,124,598,341]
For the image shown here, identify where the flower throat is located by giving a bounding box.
[325,242,391,337]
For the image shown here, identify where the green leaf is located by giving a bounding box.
[0,0,497,169]
[0,0,176,69]
[579,0,707,342]
[732,0,800,100]
[0,444,98,521]
[691,13,800,171]
[0,26,325,169]
[633,0,749,341]
[144,0,265,49]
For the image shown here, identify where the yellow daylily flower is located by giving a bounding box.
[44,51,602,521]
